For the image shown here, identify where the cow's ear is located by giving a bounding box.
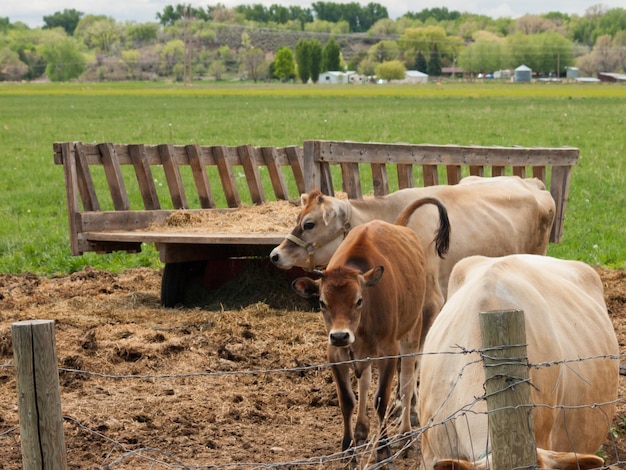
[537,448,604,470]
[301,193,310,206]
[363,265,384,287]
[321,203,336,226]
[291,277,320,298]
[433,459,475,470]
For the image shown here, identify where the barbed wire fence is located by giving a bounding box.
[1,342,626,469]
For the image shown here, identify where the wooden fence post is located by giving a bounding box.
[479,309,537,470]
[12,320,68,470]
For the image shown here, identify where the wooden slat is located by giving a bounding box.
[532,166,546,184]
[158,144,188,209]
[61,143,82,255]
[303,140,321,193]
[129,144,160,210]
[75,144,100,211]
[549,166,573,243]
[469,165,484,177]
[186,144,215,209]
[315,141,580,167]
[319,162,334,196]
[212,145,241,207]
[446,165,462,185]
[371,163,389,196]
[513,166,526,178]
[261,146,289,200]
[238,145,265,204]
[340,162,362,199]
[492,166,505,177]
[397,164,414,189]
[423,165,439,186]
[285,146,306,195]
[98,143,130,210]
[84,230,287,245]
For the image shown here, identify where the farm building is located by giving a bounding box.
[494,69,512,80]
[442,66,463,78]
[514,65,532,82]
[598,72,626,82]
[566,66,579,79]
[392,70,429,84]
[318,71,364,84]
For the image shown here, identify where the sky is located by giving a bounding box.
[2,0,623,29]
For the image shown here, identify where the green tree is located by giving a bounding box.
[157,4,210,26]
[458,33,506,75]
[309,39,322,82]
[505,31,573,74]
[398,26,463,65]
[295,38,312,83]
[427,44,442,76]
[6,29,49,80]
[415,50,428,73]
[159,39,185,76]
[241,47,267,82]
[0,48,28,81]
[127,23,159,46]
[121,49,141,79]
[273,46,295,81]
[40,37,85,81]
[368,39,399,62]
[43,9,83,35]
[322,36,341,71]
[375,60,406,81]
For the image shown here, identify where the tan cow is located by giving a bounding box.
[418,254,619,470]
[292,198,450,462]
[271,176,556,351]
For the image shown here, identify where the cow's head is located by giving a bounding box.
[292,265,383,347]
[270,190,351,271]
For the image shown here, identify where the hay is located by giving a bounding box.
[152,199,302,234]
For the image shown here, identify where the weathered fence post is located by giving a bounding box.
[479,309,537,470]
[12,320,68,470]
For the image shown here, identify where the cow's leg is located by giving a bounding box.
[330,348,356,455]
[374,357,397,462]
[354,364,371,446]
[398,340,419,435]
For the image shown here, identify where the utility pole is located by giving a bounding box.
[183,5,193,86]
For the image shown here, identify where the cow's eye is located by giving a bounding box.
[355,298,363,308]
[319,299,327,309]
[303,221,315,230]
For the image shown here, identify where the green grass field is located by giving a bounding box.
[0,81,624,274]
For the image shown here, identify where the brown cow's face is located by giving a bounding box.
[269,191,346,270]
[292,266,384,348]
[320,271,363,348]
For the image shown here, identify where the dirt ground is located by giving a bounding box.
[0,264,625,469]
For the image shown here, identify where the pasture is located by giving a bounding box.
[0,81,624,274]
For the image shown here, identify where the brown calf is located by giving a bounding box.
[292,198,450,462]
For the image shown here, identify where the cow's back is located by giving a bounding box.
[419,255,618,469]
[402,176,556,299]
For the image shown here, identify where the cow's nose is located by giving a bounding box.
[270,249,279,264]
[330,331,350,347]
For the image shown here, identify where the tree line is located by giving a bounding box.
[0,3,625,83]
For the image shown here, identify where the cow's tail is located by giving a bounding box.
[395,197,450,259]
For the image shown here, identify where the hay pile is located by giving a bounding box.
[154,199,302,233]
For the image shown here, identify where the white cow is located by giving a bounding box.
[418,254,619,470]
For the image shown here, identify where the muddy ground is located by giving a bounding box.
[0,264,625,469]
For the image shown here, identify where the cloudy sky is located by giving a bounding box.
[3,0,623,28]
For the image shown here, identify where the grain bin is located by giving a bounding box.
[514,64,532,82]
